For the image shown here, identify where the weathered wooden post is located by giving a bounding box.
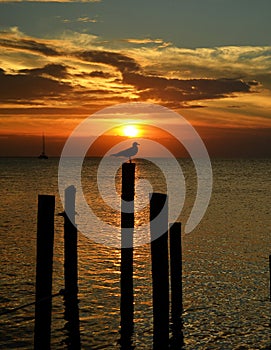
[34,195,55,350]
[150,193,169,349]
[169,222,184,348]
[61,185,81,349]
[120,162,135,348]
[269,255,271,302]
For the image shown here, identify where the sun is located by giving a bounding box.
[122,125,140,137]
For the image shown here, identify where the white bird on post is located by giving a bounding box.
[111,142,140,163]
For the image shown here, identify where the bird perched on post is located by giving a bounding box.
[111,142,140,162]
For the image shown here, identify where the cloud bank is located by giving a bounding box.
[0,27,270,137]
[1,29,268,108]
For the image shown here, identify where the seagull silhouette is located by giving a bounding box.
[111,142,140,162]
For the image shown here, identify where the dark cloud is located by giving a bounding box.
[247,80,260,86]
[0,38,59,56]
[78,50,141,73]
[0,70,72,102]
[89,70,112,78]
[75,70,113,79]
[76,48,254,105]
[123,72,252,104]
[0,106,88,115]
[0,35,258,108]
[19,64,68,78]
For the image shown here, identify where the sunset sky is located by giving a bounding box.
[0,0,270,157]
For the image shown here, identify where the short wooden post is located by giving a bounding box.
[62,185,81,348]
[120,162,135,347]
[150,193,169,349]
[169,222,184,348]
[34,195,55,350]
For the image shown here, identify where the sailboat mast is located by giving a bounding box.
[38,133,48,159]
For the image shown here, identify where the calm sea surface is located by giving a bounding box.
[0,157,270,349]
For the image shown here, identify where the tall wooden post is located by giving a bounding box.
[150,193,169,349]
[269,255,271,302]
[34,195,55,350]
[120,162,135,348]
[62,185,81,348]
[63,185,78,298]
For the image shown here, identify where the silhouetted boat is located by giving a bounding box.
[38,134,48,159]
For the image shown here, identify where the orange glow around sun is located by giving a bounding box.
[121,125,140,137]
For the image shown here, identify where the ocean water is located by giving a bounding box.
[0,157,270,349]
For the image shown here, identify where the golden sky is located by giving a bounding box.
[0,1,270,157]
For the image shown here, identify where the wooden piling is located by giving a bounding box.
[150,193,169,349]
[269,255,271,302]
[62,185,81,348]
[34,195,55,350]
[63,185,78,298]
[120,162,135,347]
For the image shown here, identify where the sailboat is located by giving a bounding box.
[38,133,48,159]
